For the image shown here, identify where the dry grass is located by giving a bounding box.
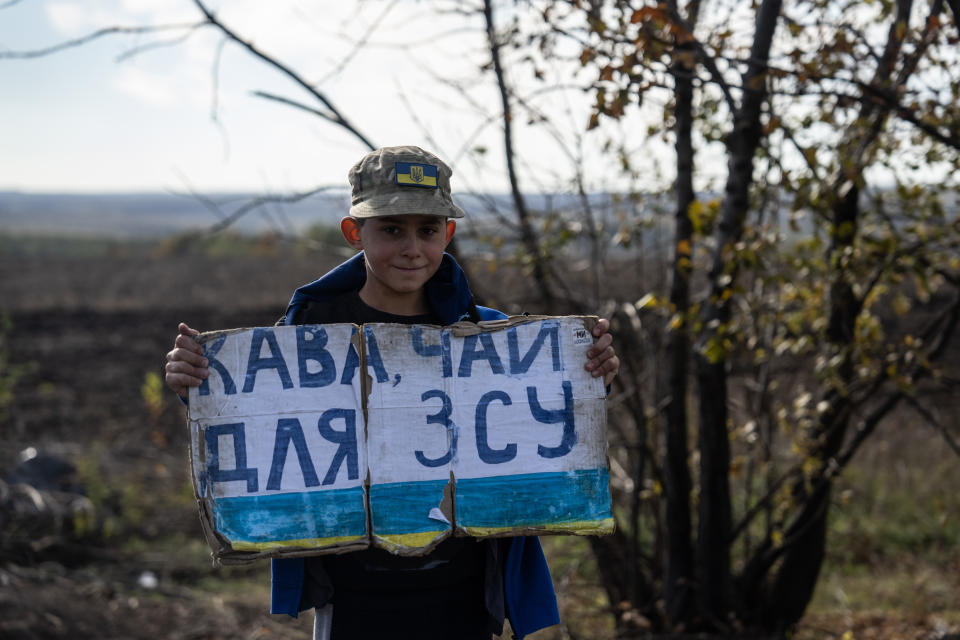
[2,236,958,639]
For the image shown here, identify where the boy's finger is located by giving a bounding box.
[165,371,204,388]
[165,371,204,398]
[586,346,615,372]
[166,358,209,379]
[178,322,200,337]
[592,318,610,336]
[604,360,620,386]
[592,355,620,384]
[174,332,205,355]
[587,333,613,358]
[167,345,208,368]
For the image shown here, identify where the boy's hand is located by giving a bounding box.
[586,318,620,387]
[164,322,209,399]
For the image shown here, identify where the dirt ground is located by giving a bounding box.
[1,243,957,640]
[1,245,330,640]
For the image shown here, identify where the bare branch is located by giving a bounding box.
[777,120,825,182]
[742,387,901,584]
[192,0,376,151]
[210,36,226,122]
[767,85,960,150]
[904,396,960,458]
[820,284,960,485]
[728,467,799,544]
[0,23,201,59]
[333,26,479,51]
[167,184,351,254]
[314,0,401,86]
[204,186,340,235]
[482,0,557,311]
[662,2,739,115]
[114,26,201,63]
[206,36,232,160]
[251,91,339,124]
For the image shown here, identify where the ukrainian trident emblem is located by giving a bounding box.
[410,165,424,183]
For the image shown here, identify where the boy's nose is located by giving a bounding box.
[399,232,421,256]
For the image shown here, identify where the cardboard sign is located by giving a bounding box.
[188,316,613,563]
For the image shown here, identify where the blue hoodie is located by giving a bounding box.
[271,251,560,639]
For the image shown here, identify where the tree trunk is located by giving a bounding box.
[693,0,782,627]
[661,0,700,626]
[762,179,859,629]
[756,0,930,628]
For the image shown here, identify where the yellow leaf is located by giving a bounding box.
[687,200,704,232]
[141,371,166,421]
[892,294,911,315]
[635,293,657,309]
[676,239,692,257]
[703,336,727,363]
[896,20,907,40]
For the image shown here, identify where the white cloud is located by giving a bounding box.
[45,2,98,36]
[118,0,192,19]
[112,65,177,107]
[46,0,195,37]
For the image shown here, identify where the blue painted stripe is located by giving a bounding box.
[456,468,611,528]
[370,479,450,535]
[213,488,367,543]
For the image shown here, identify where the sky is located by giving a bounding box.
[0,0,654,196]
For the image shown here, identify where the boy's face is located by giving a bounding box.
[341,214,456,312]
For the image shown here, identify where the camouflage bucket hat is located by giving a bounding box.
[347,146,465,219]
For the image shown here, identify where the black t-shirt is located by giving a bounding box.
[293,290,492,639]
[293,289,439,326]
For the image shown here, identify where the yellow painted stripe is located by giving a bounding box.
[397,174,437,187]
[373,530,447,554]
[461,518,615,538]
[231,535,366,552]
[230,520,614,552]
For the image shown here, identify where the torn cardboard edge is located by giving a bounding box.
[191,315,599,343]
[188,315,613,565]
[449,314,599,337]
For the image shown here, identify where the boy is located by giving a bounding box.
[164,146,620,639]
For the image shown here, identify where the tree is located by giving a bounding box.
[505,0,960,635]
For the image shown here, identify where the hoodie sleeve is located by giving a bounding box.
[270,557,307,617]
[504,536,560,638]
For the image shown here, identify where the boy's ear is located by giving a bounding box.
[445,220,456,244]
[341,217,363,249]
